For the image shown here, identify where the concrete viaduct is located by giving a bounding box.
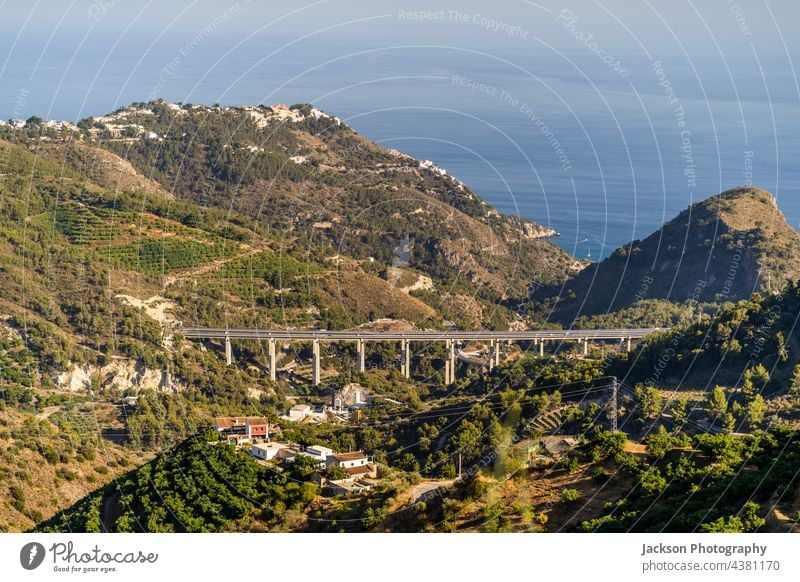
[179,327,666,386]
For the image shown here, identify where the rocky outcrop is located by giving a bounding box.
[543,186,800,321]
[55,358,180,393]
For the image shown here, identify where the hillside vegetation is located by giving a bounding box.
[37,432,319,533]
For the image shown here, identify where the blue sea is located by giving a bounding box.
[2,38,798,259]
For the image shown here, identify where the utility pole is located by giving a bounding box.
[458,452,462,479]
[610,376,618,432]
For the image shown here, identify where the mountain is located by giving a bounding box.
[542,186,800,322]
[49,101,577,327]
[0,99,582,372]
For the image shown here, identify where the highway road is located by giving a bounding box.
[179,327,667,341]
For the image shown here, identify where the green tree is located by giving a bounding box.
[722,412,737,434]
[790,364,800,395]
[290,455,320,479]
[700,515,744,533]
[669,398,688,424]
[707,386,728,418]
[742,364,769,401]
[398,452,420,473]
[592,429,626,458]
[325,466,348,481]
[639,468,667,495]
[299,482,319,504]
[560,488,580,502]
[775,332,789,362]
[361,506,388,529]
[359,427,382,452]
[741,501,765,531]
[746,394,766,429]
[452,419,483,461]
[644,425,674,459]
[634,384,663,419]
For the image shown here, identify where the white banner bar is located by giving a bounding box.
[1,533,798,581]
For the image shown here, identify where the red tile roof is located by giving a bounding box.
[215,416,269,429]
[214,417,237,429]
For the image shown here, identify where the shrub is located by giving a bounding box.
[56,468,78,481]
[560,488,580,503]
[591,466,608,481]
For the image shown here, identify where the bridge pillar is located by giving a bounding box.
[312,339,321,386]
[401,339,411,379]
[225,336,233,366]
[268,339,277,382]
[539,338,544,357]
[447,340,456,382]
[627,337,632,352]
[583,338,588,356]
[488,340,500,370]
[444,360,451,385]
[357,339,366,373]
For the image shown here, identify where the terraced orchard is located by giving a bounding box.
[37,433,318,533]
[97,239,234,275]
[51,199,242,276]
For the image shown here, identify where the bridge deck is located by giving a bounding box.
[180,327,667,341]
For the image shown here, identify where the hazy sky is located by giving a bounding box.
[1,0,796,54]
[1,1,798,254]
[1,0,795,119]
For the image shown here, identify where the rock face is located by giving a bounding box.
[544,186,800,321]
[56,359,178,393]
[384,267,435,293]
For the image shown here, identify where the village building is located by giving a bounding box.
[331,383,371,412]
[326,451,370,469]
[214,416,270,445]
[326,480,374,495]
[251,442,289,461]
[297,444,334,467]
[287,404,311,421]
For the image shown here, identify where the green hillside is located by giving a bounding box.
[541,186,800,322]
[37,433,318,533]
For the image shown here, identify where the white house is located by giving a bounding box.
[306,445,334,460]
[250,442,288,461]
[295,444,335,468]
[288,404,311,421]
[327,451,370,469]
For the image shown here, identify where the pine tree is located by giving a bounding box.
[790,364,800,395]
[746,394,766,429]
[707,385,728,418]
